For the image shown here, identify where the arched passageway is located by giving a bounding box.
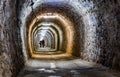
[21,0,86,66]
[0,0,120,77]
[28,13,75,59]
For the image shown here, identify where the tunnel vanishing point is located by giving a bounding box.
[0,0,120,77]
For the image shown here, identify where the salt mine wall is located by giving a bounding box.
[81,0,120,71]
[19,0,120,71]
[0,0,24,77]
[0,0,120,77]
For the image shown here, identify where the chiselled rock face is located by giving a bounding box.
[19,0,120,71]
[20,0,102,60]
[0,0,120,77]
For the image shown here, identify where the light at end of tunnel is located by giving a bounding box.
[29,12,75,59]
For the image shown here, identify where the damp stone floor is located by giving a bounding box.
[17,59,120,77]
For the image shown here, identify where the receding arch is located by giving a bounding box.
[32,25,58,52]
[20,0,84,62]
[28,12,75,59]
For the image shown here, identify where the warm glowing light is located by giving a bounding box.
[28,12,75,59]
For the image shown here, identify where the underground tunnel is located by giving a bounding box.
[0,0,120,77]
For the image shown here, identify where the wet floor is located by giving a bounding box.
[18,59,120,77]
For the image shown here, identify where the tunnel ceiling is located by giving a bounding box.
[28,11,74,58]
[0,0,120,75]
[27,5,76,59]
[0,0,120,77]
[20,0,99,63]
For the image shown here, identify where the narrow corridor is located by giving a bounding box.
[0,0,120,77]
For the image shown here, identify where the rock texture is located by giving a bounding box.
[19,0,120,71]
[76,0,120,71]
[0,0,120,77]
[0,53,11,77]
[0,0,24,77]
[79,0,120,71]
[93,0,119,70]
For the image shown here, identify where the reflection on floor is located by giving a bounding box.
[18,59,120,77]
[38,47,51,50]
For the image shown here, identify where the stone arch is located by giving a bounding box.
[20,0,98,66]
[28,12,75,58]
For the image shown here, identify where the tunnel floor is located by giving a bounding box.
[18,59,120,77]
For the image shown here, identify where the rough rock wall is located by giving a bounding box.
[96,0,120,71]
[0,0,24,77]
[0,1,118,76]
[19,0,120,71]
[81,0,120,71]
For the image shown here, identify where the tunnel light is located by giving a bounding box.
[33,26,58,52]
[42,23,52,26]
[42,15,56,19]
[37,13,58,19]
[28,12,75,59]
[40,13,56,18]
[39,30,48,41]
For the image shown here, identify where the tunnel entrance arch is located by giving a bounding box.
[32,22,60,54]
[28,13,75,59]
[20,0,93,64]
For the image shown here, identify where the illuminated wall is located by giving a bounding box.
[28,13,75,58]
[19,0,120,70]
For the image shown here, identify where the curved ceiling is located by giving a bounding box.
[20,0,99,65]
[28,12,75,59]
